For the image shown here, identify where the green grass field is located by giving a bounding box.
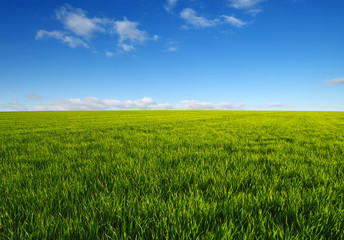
[1,111,344,239]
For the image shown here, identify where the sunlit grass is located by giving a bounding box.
[0,111,343,239]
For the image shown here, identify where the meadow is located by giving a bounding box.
[0,111,343,239]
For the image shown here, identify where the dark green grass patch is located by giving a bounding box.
[0,111,344,239]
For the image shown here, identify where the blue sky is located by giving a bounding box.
[1,0,343,111]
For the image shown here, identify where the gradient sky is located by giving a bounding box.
[1,0,343,111]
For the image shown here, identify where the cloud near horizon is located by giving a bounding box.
[267,103,293,108]
[0,100,28,111]
[30,97,246,111]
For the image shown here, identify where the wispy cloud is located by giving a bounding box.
[164,0,178,12]
[8,100,19,105]
[104,50,114,57]
[177,100,246,110]
[26,93,42,100]
[36,4,157,53]
[166,46,177,52]
[227,0,265,16]
[326,78,344,86]
[30,97,246,111]
[227,0,264,9]
[180,8,220,28]
[0,100,28,111]
[164,41,178,52]
[222,16,247,27]
[180,8,246,29]
[36,30,89,48]
[267,103,293,108]
[117,43,135,52]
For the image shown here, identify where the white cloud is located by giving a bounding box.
[30,97,246,111]
[26,93,42,100]
[180,8,220,28]
[112,18,158,51]
[62,35,89,48]
[222,16,247,27]
[103,97,157,109]
[32,97,107,111]
[55,4,106,39]
[228,0,264,9]
[114,18,154,44]
[165,0,178,12]
[31,97,157,111]
[267,103,293,107]
[36,5,157,53]
[118,43,135,52]
[326,78,344,86]
[36,30,89,48]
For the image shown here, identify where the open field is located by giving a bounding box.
[0,111,344,239]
